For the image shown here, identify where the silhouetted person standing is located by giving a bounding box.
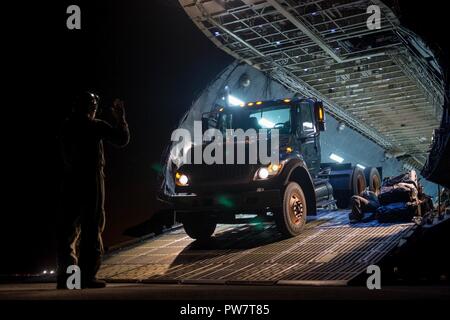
[58,92,129,289]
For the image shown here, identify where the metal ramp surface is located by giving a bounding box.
[98,210,414,285]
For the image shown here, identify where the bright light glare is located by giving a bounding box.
[179,174,189,186]
[356,164,366,169]
[330,153,344,163]
[228,95,245,106]
[259,118,274,128]
[303,122,313,129]
[258,168,269,179]
[271,164,280,172]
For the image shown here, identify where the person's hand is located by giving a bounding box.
[112,98,126,121]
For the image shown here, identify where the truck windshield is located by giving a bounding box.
[218,106,291,134]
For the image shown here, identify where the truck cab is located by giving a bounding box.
[170,98,372,240]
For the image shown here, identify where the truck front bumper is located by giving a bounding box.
[171,189,282,213]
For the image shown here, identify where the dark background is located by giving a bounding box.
[2,0,448,274]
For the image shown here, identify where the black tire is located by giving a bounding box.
[334,167,367,209]
[275,182,307,237]
[351,166,367,196]
[182,213,216,241]
[364,167,381,195]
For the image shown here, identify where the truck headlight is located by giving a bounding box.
[175,172,189,186]
[254,162,283,180]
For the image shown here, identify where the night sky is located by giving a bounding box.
[2,0,448,274]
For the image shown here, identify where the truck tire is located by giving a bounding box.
[350,166,367,199]
[334,167,367,208]
[364,167,381,195]
[182,214,216,241]
[275,182,307,237]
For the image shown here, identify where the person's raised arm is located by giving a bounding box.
[96,98,130,147]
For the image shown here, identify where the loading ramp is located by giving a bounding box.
[98,210,416,285]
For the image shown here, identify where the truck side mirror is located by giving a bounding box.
[314,101,326,131]
[201,111,220,134]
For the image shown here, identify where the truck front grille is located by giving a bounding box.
[180,164,256,184]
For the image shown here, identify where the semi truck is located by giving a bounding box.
[170,98,381,240]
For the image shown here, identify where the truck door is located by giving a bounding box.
[296,102,321,176]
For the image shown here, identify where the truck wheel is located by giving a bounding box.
[334,166,367,209]
[275,182,307,237]
[352,166,367,196]
[182,214,216,241]
[365,167,381,195]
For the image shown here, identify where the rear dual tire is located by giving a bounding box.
[364,167,381,195]
[334,166,367,208]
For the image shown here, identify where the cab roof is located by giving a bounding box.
[216,97,317,113]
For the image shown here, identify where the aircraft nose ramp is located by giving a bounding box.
[98,211,414,285]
